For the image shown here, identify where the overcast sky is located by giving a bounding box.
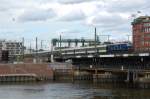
[0,0,150,44]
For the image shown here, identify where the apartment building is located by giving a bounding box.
[0,40,23,62]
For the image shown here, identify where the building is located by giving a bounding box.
[132,16,150,52]
[0,40,23,62]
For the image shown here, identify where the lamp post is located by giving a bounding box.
[59,33,62,53]
[40,40,43,50]
[108,35,110,42]
[35,37,38,63]
[22,37,24,62]
[127,35,131,42]
[94,27,97,54]
[58,32,63,59]
[94,27,98,68]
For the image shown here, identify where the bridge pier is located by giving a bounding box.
[51,54,54,62]
[93,69,98,82]
[127,70,139,83]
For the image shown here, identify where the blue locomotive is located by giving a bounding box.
[106,43,133,53]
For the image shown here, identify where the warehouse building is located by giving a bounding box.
[132,16,150,52]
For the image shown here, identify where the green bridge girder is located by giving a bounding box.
[52,38,100,46]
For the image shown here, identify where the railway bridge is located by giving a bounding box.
[52,45,150,83]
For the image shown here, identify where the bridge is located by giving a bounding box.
[51,44,150,83]
[21,45,150,83]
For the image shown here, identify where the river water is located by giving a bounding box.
[0,82,150,99]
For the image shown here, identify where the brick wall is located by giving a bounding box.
[0,63,53,80]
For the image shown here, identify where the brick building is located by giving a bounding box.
[132,16,150,52]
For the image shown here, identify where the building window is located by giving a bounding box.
[144,23,150,27]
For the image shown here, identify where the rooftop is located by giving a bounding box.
[132,16,150,25]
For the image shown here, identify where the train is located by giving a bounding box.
[53,43,133,56]
[106,43,133,54]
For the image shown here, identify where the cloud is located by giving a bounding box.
[54,0,93,4]
[88,12,128,26]
[56,29,83,34]
[58,9,86,21]
[85,11,132,36]
[18,8,56,22]
[106,0,148,13]
[0,0,36,11]
[0,0,150,42]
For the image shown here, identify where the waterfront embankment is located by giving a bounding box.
[0,63,53,82]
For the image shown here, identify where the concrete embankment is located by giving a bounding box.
[49,63,121,82]
[51,63,150,84]
[49,62,74,81]
[0,63,53,82]
[1,62,150,84]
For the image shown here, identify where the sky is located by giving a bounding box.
[0,0,150,49]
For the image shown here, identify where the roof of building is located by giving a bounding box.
[132,16,150,25]
[138,16,150,19]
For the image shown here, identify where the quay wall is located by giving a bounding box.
[1,62,150,83]
[0,63,53,80]
[49,62,74,81]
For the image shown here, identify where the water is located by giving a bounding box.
[0,82,150,99]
